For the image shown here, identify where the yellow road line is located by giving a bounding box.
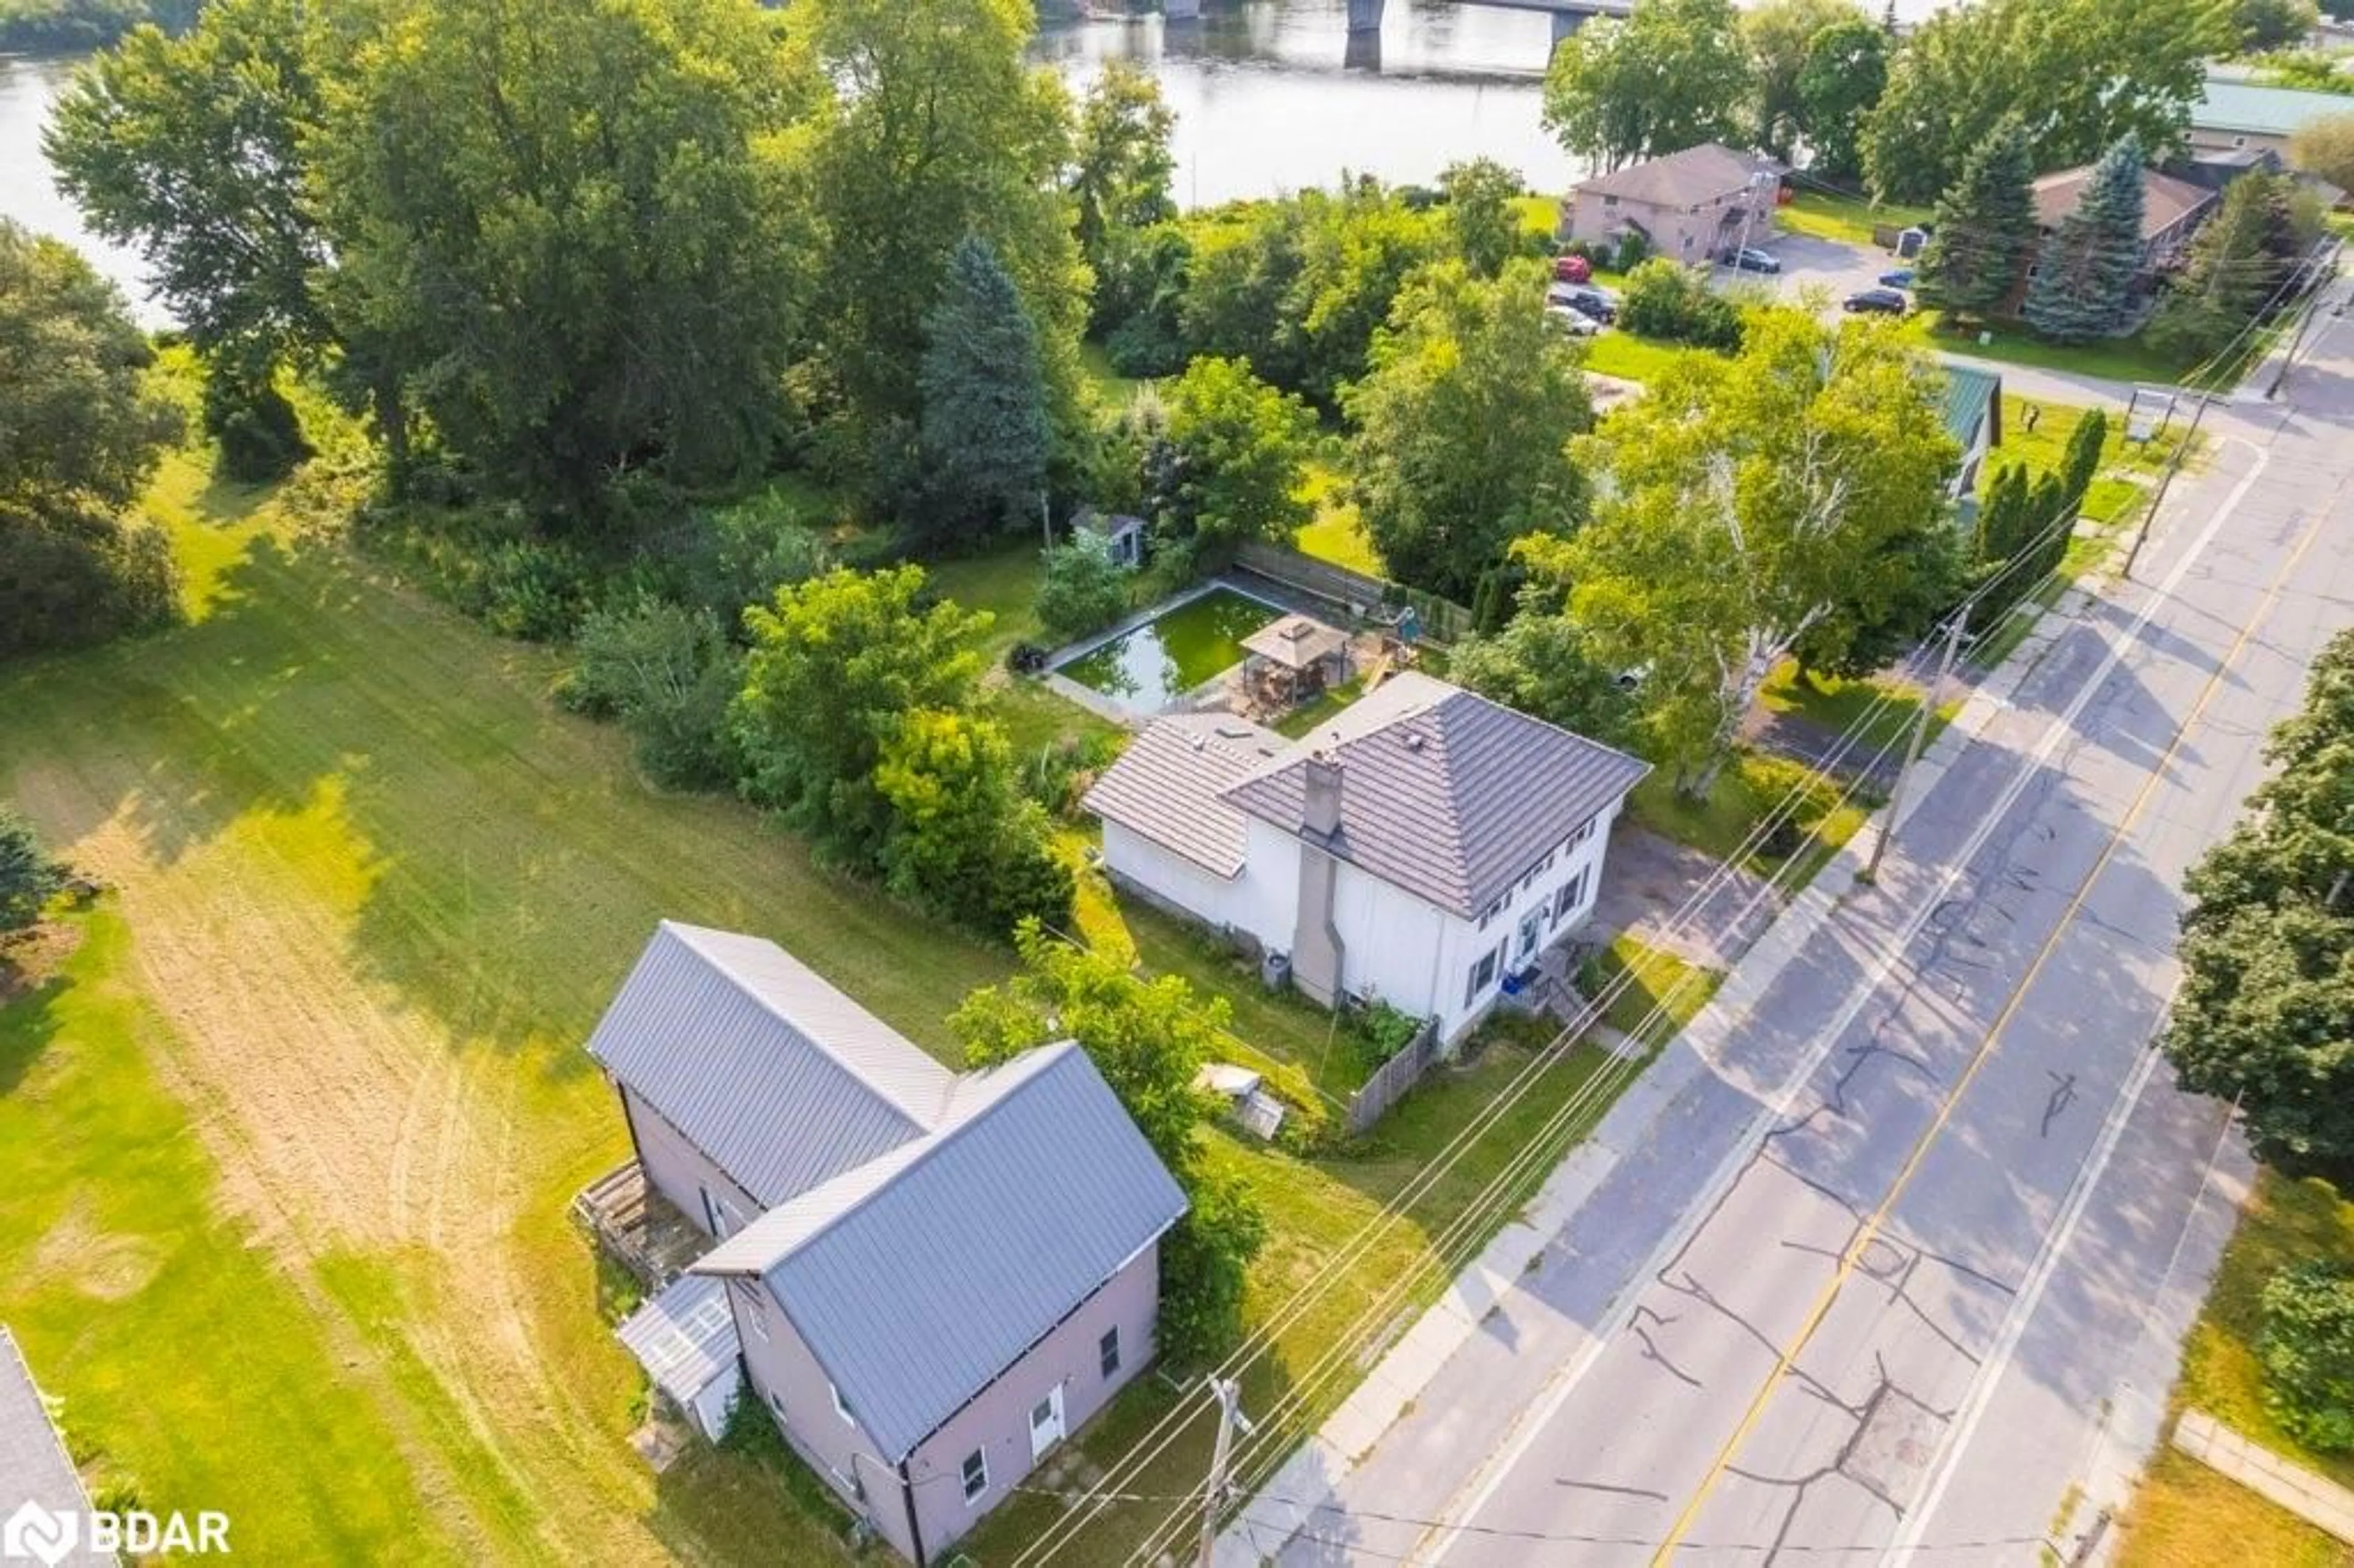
[1650,503,2329,1564]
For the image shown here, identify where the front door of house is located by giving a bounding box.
[1516,907,1543,964]
[702,1187,745,1239]
[1029,1384,1066,1460]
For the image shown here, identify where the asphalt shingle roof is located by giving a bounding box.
[695,1043,1187,1461]
[2033,166,2217,242]
[1221,674,1651,919]
[1082,713,1288,877]
[1574,142,1781,211]
[585,922,956,1208]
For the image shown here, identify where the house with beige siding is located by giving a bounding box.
[1084,674,1649,1046]
[1561,142,1785,265]
[589,923,1186,1566]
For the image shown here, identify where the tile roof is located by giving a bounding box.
[1082,713,1289,878]
[2192,78,2354,139]
[695,1043,1187,1462]
[0,1328,104,1565]
[1573,142,1782,211]
[585,923,956,1208]
[1221,674,1651,919]
[2032,166,2218,242]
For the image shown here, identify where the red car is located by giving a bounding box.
[1553,253,1593,284]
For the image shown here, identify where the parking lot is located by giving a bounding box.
[1713,230,1911,316]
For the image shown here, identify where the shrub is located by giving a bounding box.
[1613,228,1651,272]
[201,367,311,484]
[1617,257,1743,351]
[565,599,742,789]
[668,492,832,628]
[1157,1166,1268,1365]
[1035,530,1131,642]
[875,709,1075,938]
[1348,999,1425,1075]
[2259,1260,2354,1451]
[0,506,181,657]
[0,807,67,932]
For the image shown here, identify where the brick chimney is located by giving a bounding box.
[1303,752,1343,840]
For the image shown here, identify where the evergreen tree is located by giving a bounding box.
[2149,173,2304,365]
[916,235,1051,544]
[1965,462,2033,633]
[2025,135,2150,344]
[1915,117,2039,319]
[2059,409,2108,516]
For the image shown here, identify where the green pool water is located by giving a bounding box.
[1059,588,1278,710]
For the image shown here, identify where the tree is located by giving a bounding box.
[1525,309,1959,793]
[565,599,743,790]
[1914,118,2040,319]
[1450,606,1638,744]
[2261,1261,2354,1452]
[1862,0,2225,205]
[1034,530,1131,642]
[1791,501,1965,682]
[2291,112,2354,190]
[1158,356,1314,552]
[0,221,183,658]
[1617,256,1745,349]
[1345,262,1594,603]
[1793,17,1890,185]
[1092,221,1192,373]
[2059,408,2110,516]
[2257,47,2354,93]
[1439,158,1528,279]
[732,566,990,867]
[790,0,1084,446]
[2165,628,2354,1171]
[2025,135,2149,343]
[1542,0,1754,172]
[875,711,1074,938]
[916,237,1053,544]
[1068,61,1177,276]
[1743,0,1864,162]
[2237,0,2323,53]
[315,0,809,524]
[952,923,1267,1361]
[0,808,66,933]
[2149,175,2303,364]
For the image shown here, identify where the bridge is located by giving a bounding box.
[1161,0,1632,47]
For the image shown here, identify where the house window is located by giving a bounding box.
[1100,1326,1122,1379]
[831,1382,856,1425]
[1568,815,1597,852]
[1602,194,1619,209]
[1464,942,1504,1008]
[1553,870,1590,927]
[962,1448,989,1504]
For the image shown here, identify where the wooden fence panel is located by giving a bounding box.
[1232,541,1472,645]
[1344,1021,1442,1136]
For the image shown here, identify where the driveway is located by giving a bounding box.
[1588,821,1781,974]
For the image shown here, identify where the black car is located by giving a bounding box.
[1547,283,1618,323]
[1725,246,1782,275]
[1843,287,1910,316]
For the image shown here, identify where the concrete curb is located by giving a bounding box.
[2173,1409,2354,1544]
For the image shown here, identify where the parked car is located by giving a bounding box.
[1553,252,1593,284]
[1878,268,1915,289]
[1547,283,1618,322]
[1843,287,1910,316]
[1725,246,1781,275]
[1546,303,1603,336]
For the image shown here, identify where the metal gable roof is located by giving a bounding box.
[585,923,956,1208]
[1940,364,2002,450]
[695,1044,1187,1462]
[1082,713,1289,877]
[0,1328,103,1565]
[1221,674,1651,919]
[2193,79,2353,139]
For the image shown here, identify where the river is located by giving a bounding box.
[4,0,1951,327]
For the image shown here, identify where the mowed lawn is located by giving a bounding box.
[2,440,1644,1564]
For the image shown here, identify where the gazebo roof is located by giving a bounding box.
[1242,614,1349,672]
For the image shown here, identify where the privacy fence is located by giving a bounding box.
[1232,541,1473,646]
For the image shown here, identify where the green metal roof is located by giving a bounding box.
[1941,364,2002,450]
[2192,79,2353,140]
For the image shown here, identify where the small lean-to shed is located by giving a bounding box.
[616,1271,743,1441]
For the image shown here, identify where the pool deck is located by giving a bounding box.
[1040,578,1290,729]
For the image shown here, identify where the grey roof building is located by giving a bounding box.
[589,924,1186,1566]
[0,1327,107,1566]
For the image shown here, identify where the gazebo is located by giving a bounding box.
[1241,613,1352,711]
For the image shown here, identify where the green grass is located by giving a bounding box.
[2116,1170,2354,1568]
[1293,459,1382,576]
[922,535,1051,661]
[1758,660,1956,756]
[1630,750,1878,882]
[1779,190,1931,249]
[1582,934,1720,1051]
[1272,678,1366,740]
[1898,312,2234,390]
[1079,341,1153,408]
[0,911,442,1561]
[1580,330,1705,384]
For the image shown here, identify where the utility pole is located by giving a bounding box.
[2266,241,2344,400]
[1866,614,1965,883]
[2121,387,2218,582]
[1195,1377,1248,1568]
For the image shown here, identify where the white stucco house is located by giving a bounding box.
[1084,673,1650,1045]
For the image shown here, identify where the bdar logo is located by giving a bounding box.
[1,1501,77,1568]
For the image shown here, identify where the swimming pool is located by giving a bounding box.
[1056,588,1279,712]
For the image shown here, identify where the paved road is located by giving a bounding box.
[1256,299,2354,1566]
